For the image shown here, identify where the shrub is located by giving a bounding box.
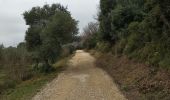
[112,38,127,55]
[38,63,53,73]
[159,55,170,69]
[62,44,75,57]
[96,41,111,52]
[96,0,170,69]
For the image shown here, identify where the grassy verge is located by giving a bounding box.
[90,50,170,100]
[1,72,57,100]
[0,56,71,100]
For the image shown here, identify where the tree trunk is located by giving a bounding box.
[43,59,51,73]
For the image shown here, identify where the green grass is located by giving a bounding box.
[0,55,70,100]
[0,53,72,100]
[1,72,57,100]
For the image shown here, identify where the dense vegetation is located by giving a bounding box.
[23,4,78,72]
[0,43,32,94]
[0,3,78,98]
[1,0,170,99]
[83,0,170,69]
[81,0,170,99]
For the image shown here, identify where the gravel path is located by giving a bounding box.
[32,50,127,100]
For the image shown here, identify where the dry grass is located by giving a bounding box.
[0,54,72,100]
[91,50,170,100]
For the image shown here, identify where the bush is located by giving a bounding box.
[96,41,111,52]
[37,62,54,73]
[112,38,127,55]
[62,44,75,57]
[0,43,33,94]
[159,55,170,69]
[96,0,170,69]
[0,78,17,94]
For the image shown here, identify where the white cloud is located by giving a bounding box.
[0,0,99,47]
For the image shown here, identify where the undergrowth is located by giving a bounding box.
[91,50,170,100]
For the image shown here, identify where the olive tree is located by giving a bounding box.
[23,4,78,72]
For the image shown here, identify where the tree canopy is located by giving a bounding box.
[96,0,170,68]
[23,3,78,72]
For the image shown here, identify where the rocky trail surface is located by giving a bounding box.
[32,50,127,100]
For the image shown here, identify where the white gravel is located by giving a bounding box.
[32,50,127,100]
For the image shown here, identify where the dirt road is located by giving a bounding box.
[32,50,127,100]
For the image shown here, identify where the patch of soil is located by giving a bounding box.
[92,51,170,100]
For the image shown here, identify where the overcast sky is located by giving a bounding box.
[0,0,99,47]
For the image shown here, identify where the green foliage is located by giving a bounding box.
[1,3,77,99]
[1,51,70,100]
[23,3,78,72]
[97,0,170,68]
[99,0,116,42]
[61,44,75,57]
[0,43,33,95]
[112,38,127,55]
[159,54,170,69]
[99,0,145,42]
[23,4,69,25]
[96,41,111,53]
[25,26,42,51]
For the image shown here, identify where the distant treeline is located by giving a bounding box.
[82,0,170,68]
